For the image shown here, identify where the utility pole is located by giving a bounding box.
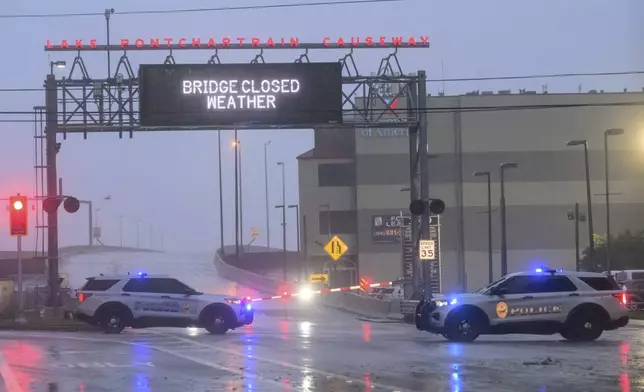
[604,128,624,272]
[500,162,517,276]
[45,73,60,307]
[264,141,272,250]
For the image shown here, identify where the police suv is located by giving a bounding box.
[74,273,254,334]
[415,268,629,342]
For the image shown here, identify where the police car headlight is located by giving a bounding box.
[434,298,457,307]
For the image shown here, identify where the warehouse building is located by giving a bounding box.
[297,88,644,292]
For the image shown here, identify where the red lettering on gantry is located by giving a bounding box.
[178,38,187,47]
[192,38,201,48]
[90,39,97,49]
[207,38,216,48]
[280,37,285,47]
[365,36,374,46]
[266,38,275,47]
[120,39,129,48]
[391,37,403,46]
[322,37,330,47]
[150,38,160,48]
[236,37,245,47]
[379,36,386,46]
[45,40,53,49]
[336,37,346,47]
[222,38,231,47]
[407,37,416,46]
[251,38,260,47]
[350,37,360,46]
[75,40,83,49]
[164,38,173,47]
[61,40,69,49]
[135,39,145,48]
[290,37,300,47]
[420,36,430,46]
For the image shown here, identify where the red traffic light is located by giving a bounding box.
[9,195,28,236]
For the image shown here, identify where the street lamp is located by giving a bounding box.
[264,141,272,250]
[604,128,624,272]
[473,170,493,283]
[277,162,287,281]
[499,162,517,276]
[566,139,596,271]
[49,60,66,74]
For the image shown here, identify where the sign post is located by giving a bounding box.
[9,194,28,324]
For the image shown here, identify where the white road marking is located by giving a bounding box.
[0,352,24,392]
[0,332,284,389]
[149,330,407,391]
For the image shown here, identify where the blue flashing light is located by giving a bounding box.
[535,268,543,273]
[245,304,252,311]
[137,272,147,278]
[449,298,458,305]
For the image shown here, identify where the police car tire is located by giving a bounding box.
[444,307,484,342]
[202,305,234,335]
[97,304,129,334]
[562,309,604,342]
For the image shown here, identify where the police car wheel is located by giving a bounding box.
[562,311,603,342]
[99,309,127,334]
[205,311,230,335]
[444,309,482,342]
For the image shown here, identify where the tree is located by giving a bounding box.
[579,230,644,272]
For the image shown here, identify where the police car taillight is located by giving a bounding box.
[612,292,627,305]
[77,292,92,303]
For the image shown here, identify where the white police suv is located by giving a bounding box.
[74,273,254,334]
[415,268,629,342]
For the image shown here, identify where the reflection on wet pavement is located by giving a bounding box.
[0,303,643,391]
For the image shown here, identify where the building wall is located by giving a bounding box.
[298,91,644,291]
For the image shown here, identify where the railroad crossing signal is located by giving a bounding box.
[9,195,28,237]
[309,273,328,284]
[324,235,348,261]
[419,239,436,260]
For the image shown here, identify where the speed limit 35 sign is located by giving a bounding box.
[419,240,436,260]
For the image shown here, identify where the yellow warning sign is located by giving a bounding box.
[324,235,348,261]
[496,301,508,319]
[309,273,328,284]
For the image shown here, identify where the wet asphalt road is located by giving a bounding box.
[0,300,643,392]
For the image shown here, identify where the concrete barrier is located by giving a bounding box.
[212,250,287,296]
[322,291,403,320]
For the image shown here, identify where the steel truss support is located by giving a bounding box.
[42,47,429,304]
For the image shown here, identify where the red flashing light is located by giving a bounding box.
[8,195,28,237]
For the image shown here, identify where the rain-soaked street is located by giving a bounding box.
[0,299,643,392]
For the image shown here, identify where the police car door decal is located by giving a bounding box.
[134,300,180,313]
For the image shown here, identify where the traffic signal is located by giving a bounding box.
[9,195,28,236]
[409,198,445,216]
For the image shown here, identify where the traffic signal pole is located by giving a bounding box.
[16,236,26,324]
[45,74,61,307]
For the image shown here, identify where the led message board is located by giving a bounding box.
[138,63,343,127]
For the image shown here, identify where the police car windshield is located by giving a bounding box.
[476,276,511,294]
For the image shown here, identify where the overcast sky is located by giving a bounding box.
[0,0,642,253]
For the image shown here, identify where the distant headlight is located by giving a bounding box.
[299,285,314,301]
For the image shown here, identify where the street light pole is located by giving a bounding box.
[238,140,244,251]
[500,162,517,276]
[474,171,493,283]
[567,140,596,271]
[264,141,272,250]
[288,205,300,253]
[218,130,225,253]
[234,130,240,260]
[277,162,287,281]
[604,128,624,273]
